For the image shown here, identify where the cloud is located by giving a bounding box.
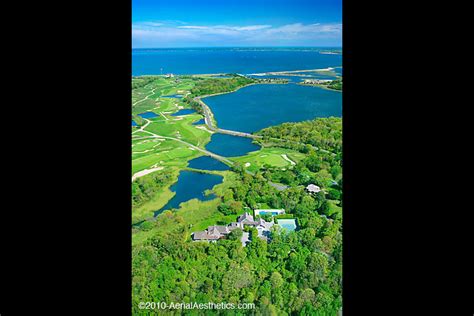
[132,22,341,47]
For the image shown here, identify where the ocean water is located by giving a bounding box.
[132,48,342,76]
[204,83,342,133]
[154,170,222,216]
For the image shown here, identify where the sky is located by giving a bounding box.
[132,0,342,48]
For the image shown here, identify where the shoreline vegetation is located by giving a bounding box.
[132,71,342,315]
[299,78,342,92]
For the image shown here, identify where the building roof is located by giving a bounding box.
[209,225,229,235]
[237,212,255,223]
[193,231,221,240]
[228,222,243,230]
[306,184,321,193]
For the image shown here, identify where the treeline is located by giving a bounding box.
[182,96,204,115]
[132,169,175,207]
[255,117,342,155]
[131,76,156,90]
[327,79,342,91]
[190,76,255,97]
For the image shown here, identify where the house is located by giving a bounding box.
[192,211,276,245]
[228,221,244,231]
[306,184,321,193]
[165,73,174,78]
[255,218,274,239]
[192,230,222,241]
[237,212,258,226]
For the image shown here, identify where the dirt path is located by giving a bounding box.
[133,87,157,107]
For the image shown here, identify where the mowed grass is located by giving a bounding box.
[144,113,212,147]
[132,145,200,174]
[132,77,195,115]
[231,147,306,173]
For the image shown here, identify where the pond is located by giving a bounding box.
[171,109,196,116]
[188,156,230,171]
[203,83,342,133]
[138,112,159,119]
[192,118,205,125]
[132,120,137,127]
[205,133,260,157]
[154,170,223,216]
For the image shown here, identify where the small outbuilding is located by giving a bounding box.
[306,184,321,193]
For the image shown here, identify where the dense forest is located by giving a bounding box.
[132,118,342,315]
[255,117,342,156]
[190,76,255,97]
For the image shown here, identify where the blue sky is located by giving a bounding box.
[132,0,342,48]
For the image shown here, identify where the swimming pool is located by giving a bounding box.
[259,211,280,216]
[254,209,285,217]
[277,219,297,232]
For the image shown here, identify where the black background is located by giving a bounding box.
[0,0,471,314]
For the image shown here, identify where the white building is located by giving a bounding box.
[306,184,321,193]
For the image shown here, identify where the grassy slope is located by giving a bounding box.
[231,147,306,173]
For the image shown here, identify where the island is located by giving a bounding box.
[299,78,343,91]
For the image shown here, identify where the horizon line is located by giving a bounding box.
[132,46,342,49]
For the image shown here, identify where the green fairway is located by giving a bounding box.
[231,147,306,173]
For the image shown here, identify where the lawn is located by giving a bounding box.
[231,147,306,173]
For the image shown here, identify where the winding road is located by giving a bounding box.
[193,96,261,139]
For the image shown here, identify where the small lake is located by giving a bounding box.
[204,83,342,133]
[192,118,205,125]
[138,112,159,119]
[171,109,196,116]
[205,134,260,157]
[188,156,230,171]
[154,170,223,216]
[132,120,138,126]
